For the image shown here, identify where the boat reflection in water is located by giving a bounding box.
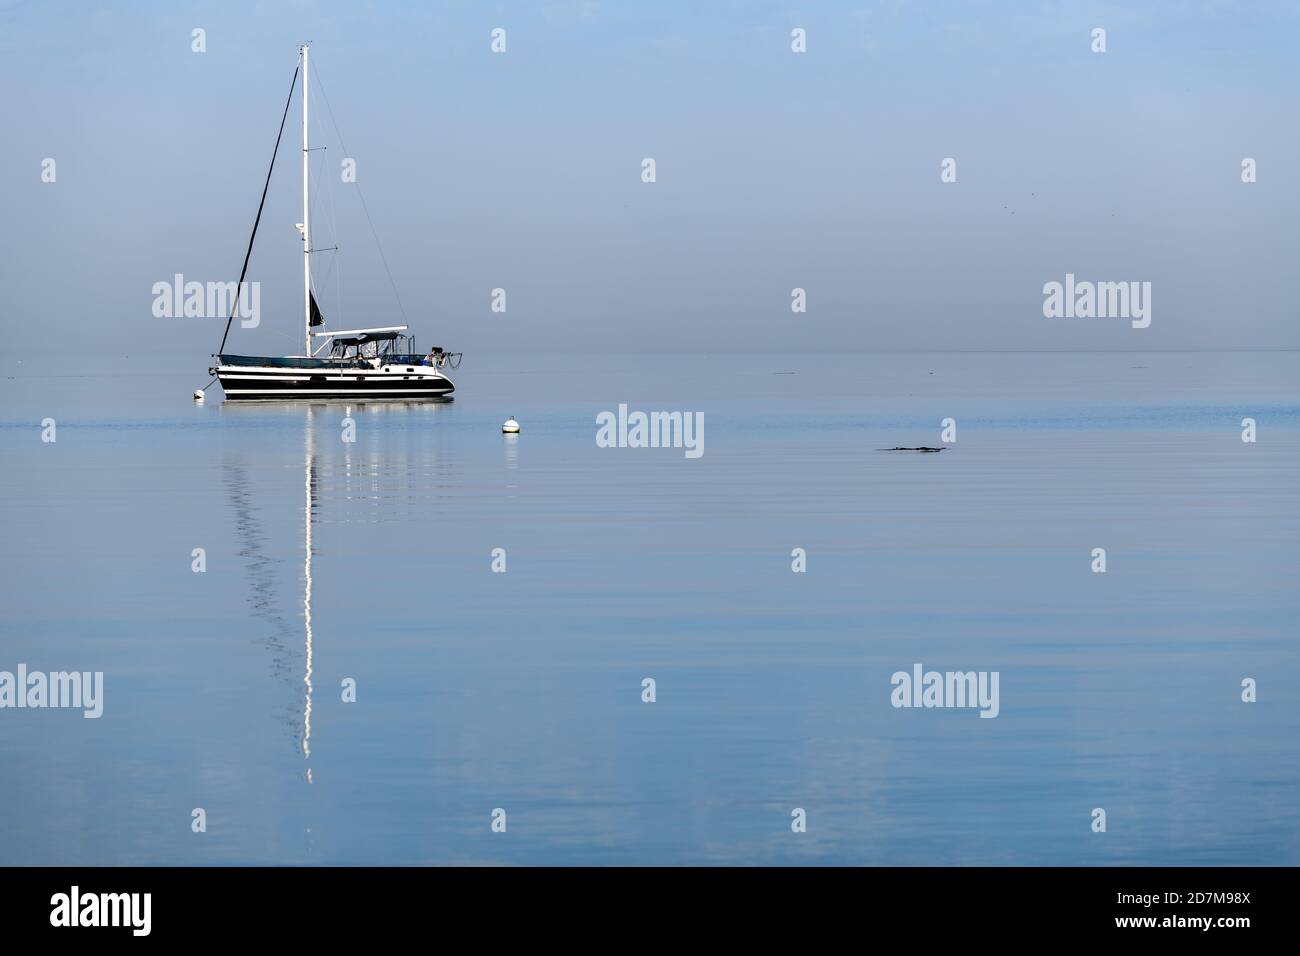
[220,399,453,785]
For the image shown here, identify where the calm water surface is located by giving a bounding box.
[1,351,1297,865]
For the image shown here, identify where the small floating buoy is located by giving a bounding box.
[502,417,520,434]
[193,389,205,402]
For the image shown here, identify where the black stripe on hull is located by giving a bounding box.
[219,375,454,398]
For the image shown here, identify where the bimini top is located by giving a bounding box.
[312,325,408,347]
[331,331,402,347]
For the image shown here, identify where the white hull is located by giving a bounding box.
[216,361,454,398]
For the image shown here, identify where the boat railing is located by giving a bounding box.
[373,353,464,369]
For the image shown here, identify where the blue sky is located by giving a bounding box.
[2,0,1297,355]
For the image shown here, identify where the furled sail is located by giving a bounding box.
[309,291,325,327]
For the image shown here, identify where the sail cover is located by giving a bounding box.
[309,291,325,327]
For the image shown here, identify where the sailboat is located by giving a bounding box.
[210,44,459,399]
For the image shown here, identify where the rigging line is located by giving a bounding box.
[308,148,328,276]
[305,136,346,334]
[317,247,338,289]
[274,324,301,350]
[307,134,344,327]
[216,61,301,356]
[329,154,344,327]
[310,139,330,253]
[320,121,344,328]
[311,61,410,325]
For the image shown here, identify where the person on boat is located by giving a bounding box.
[423,347,445,367]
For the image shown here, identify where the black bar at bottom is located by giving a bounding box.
[0,866,1284,941]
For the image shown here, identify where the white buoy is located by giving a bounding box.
[502,417,520,434]
[193,389,205,402]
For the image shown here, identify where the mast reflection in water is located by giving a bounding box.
[302,406,315,781]
[222,405,321,783]
[220,400,452,788]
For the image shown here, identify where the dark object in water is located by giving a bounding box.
[879,446,946,453]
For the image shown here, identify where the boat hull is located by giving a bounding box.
[216,363,454,399]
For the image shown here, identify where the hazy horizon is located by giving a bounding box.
[3,0,1298,359]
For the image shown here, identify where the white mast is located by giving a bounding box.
[301,42,311,355]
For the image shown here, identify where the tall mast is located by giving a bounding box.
[301,42,311,355]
